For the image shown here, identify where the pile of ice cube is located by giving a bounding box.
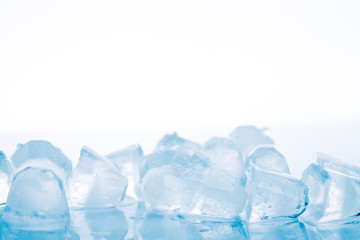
[0,126,359,239]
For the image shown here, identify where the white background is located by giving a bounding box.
[1,0,360,177]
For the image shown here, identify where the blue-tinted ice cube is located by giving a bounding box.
[229,126,274,158]
[249,219,309,240]
[202,137,244,180]
[11,140,72,184]
[68,146,128,208]
[302,153,360,222]
[247,146,290,174]
[0,151,13,204]
[70,207,128,240]
[301,164,331,223]
[1,167,70,232]
[107,144,143,199]
[156,132,202,151]
[244,164,308,222]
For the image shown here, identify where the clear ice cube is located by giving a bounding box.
[302,153,360,222]
[68,146,128,208]
[156,132,201,151]
[107,144,143,199]
[0,151,13,204]
[1,167,70,231]
[244,164,308,222]
[247,146,290,174]
[11,140,72,184]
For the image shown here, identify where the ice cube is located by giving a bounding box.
[11,140,72,184]
[1,167,70,232]
[302,153,360,222]
[202,137,244,180]
[0,151,13,204]
[244,164,308,222]
[68,146,128,208]
[156,132,201,151]
[107,144,143,199]
[70,207,128,240]
[249,219,309,240]
[247,146,290,174]
[230,126,274,158]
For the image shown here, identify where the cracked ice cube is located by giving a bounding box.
[302,153,360,223]
[11,140,72,184]
[244,164,308,222]
[68,146,128,208]
[230,126,274,158]
[156,132,201,151]
[0,151,13,204]
[1,167,70,232]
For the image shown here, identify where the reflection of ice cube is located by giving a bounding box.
[11,140,72,184]
[244,164,308,222]
[0,151,13,205]
[2,167,70,238]
[302,153,360,223]
[249,219,308,240]
[70,207,128,240]
[68,146,128,208]
[230,126,273,158]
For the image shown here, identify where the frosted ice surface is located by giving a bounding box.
[229,126,274,158]
[202,137,244,180]
[11,140,72,184]
[70,207,128,240]
[0,151,13,204]
[302,153,360,222]
[247,146,290,174]
[1,167,69,238]
[156,132,201,151]
[107,144,143,199]
[249,219,308,240]
[139,211,248,240]
[244,164,308,222]
[68,146,128,208]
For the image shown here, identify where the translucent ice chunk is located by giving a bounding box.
[68,146,128,208]
[249,219,309,240]
[70,207,128,240]
[107,144,143,199]
[202,137,244,180]
[11,140,72,184]
[139,211,248,240]
[0,151,13,204]
[301,164,331,223]
[302,153,360,222]
[1,167,70,231]
[247,146,290,174]
[230,126,274,158]
[244,164,308,222]
[156,132,201,151]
